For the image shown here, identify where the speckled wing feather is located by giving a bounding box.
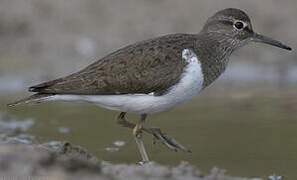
[30,34,197,96]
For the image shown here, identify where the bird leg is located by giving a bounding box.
[145,126,191,153]
[133,114,145,138]
[116,112,191,154]
[133,114,149,163]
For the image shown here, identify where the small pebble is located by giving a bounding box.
[268,175,282,180]
[113,140,125,147]
[104,147,120,152]
[58,127,70,134]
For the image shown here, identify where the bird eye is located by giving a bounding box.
[234,21,244,30]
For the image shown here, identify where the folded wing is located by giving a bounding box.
[30,34,196,96]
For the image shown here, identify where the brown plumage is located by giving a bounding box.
[30,34,197,96]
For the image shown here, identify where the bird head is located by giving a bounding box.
[201,8,292,51]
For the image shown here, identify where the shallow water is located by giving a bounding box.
[2,91,297,179]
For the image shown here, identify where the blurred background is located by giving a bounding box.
[0,0,297,179]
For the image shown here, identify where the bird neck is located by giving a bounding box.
[194,32,235,88]
[195,32,236,61]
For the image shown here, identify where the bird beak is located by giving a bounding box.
[252,33,292,51]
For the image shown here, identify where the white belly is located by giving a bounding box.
[51,49,204,114]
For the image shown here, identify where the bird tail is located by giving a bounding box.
[7,93,55,107]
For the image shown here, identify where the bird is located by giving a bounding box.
[8,8,292,163]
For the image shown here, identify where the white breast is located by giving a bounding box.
[51,49,204,114]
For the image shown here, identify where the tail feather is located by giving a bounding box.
[7,93,54,107]
[29,78,63,93]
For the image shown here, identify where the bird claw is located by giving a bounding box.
[146,127,191,153]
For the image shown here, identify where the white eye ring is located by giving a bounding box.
[233,20,247,30]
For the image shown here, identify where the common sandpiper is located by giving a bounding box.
[8,8,292,163]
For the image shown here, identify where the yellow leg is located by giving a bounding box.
[133,114,149,163]
[116,112,191,162]
[133,119,142,137]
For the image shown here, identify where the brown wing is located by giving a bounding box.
[30,34,196,96]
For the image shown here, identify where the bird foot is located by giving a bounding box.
[116,112,191,153]
[144,127,191,153]
[136,160,153,166]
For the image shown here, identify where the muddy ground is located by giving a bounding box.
[0,142,260,180]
